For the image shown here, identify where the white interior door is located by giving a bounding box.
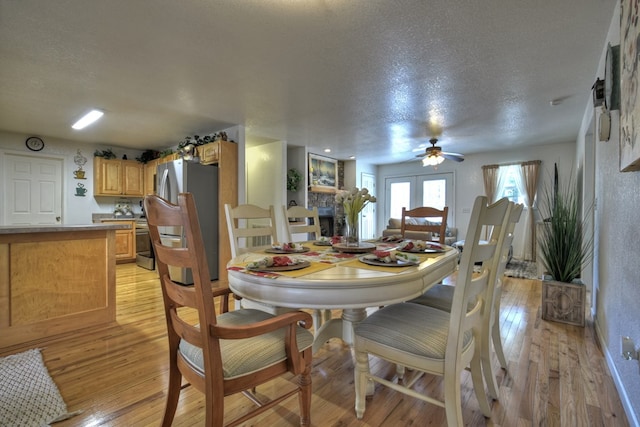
[361,172,376,239]
[3,153,63,225]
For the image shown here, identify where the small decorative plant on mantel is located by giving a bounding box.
[287,168,303,192]
[537,171,593,326]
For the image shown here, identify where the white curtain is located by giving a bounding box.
[518,160,541,261]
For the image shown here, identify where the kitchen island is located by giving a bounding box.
[0,224,128,348]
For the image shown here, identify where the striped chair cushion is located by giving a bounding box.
[355,303,472,359]
[179,309,314,380]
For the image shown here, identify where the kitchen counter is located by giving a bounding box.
[0,223,130,234]
[0,225,119,348]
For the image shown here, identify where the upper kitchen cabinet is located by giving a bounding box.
[143,158,159,195]
[94,157,144,196]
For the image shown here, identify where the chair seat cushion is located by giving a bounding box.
[179,309,314,380]
[354,303,472,360]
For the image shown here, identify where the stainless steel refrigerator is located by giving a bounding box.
[156,159,219,284]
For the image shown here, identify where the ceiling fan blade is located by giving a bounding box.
[441,152,465,162]
[415,153,427,158]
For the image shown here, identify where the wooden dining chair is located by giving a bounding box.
[224,203,279,257]
[400,206,449,244]
[353,196,511,426]
[487,204,523,375]
[407,201,521,400]
[145,193,313,427]
[282,205,322,242]
[225,203,302,315]
[282,205,331,328]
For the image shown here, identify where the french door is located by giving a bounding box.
[384,172,454,226]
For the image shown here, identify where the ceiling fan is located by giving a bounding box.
[415,138,465,165]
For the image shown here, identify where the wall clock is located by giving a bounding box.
[25,136,45,151]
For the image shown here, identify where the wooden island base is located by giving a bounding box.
[0,225,121,349]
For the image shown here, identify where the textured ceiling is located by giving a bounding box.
[0,0,616,164]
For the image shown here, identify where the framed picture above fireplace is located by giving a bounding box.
[308,153,338,193]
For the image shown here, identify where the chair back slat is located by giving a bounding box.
[283,206,322,241]
[170,310,205,348]
[162,276,198,308]
[225,204,279,256]
[153,245,193,268]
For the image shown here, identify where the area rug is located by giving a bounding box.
[503,259,538,279]
[0,349,80,427]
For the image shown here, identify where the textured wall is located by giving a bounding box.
[594,110,640,423]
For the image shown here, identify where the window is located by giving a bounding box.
[497,165,525,204]
[422,179,446,209]
[389,181,411,219]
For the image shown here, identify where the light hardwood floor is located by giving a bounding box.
[0,264,629,426]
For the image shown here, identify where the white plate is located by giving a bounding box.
[332,242,376,253]
[264,247,310,254]
[358,257,418,267]
[247,260,311,272]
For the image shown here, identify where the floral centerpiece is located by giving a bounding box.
[335,187,376,245]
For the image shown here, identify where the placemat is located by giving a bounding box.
[339,258,418,273]
[338,252,438,273]
[228,261,335,278]
[256,247,358,264]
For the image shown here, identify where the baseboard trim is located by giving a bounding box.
[594,315,639,427]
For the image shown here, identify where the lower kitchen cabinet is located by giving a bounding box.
[102,220,136,263]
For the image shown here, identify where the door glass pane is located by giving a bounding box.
[389,182,411,219]
[422,179,446,209]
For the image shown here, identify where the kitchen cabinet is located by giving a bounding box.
[144,158,159,195]
[101,220,136,263]
[199,142,220,165]
[94,157,144,196]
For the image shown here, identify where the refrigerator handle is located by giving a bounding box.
[159,168,169,199]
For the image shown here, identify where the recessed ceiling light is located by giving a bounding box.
[72,109,104,130]
[324,148,331,153]
[349,155,356,159]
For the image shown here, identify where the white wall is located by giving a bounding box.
[0,130,146,225]
[245,141,287,240]
[376,141,577,242]
[1,127,243,226]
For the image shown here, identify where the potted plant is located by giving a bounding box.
[537,172,593,326]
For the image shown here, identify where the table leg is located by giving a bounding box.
[312,308,367,354]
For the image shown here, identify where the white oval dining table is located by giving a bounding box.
[227,245,459,353]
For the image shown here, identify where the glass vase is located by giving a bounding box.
[346,217,360,247]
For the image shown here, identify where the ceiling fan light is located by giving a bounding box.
[422,155,445,166]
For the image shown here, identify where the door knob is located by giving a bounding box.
[56,216,61,222]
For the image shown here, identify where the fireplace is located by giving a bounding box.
[317,206,335,237]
